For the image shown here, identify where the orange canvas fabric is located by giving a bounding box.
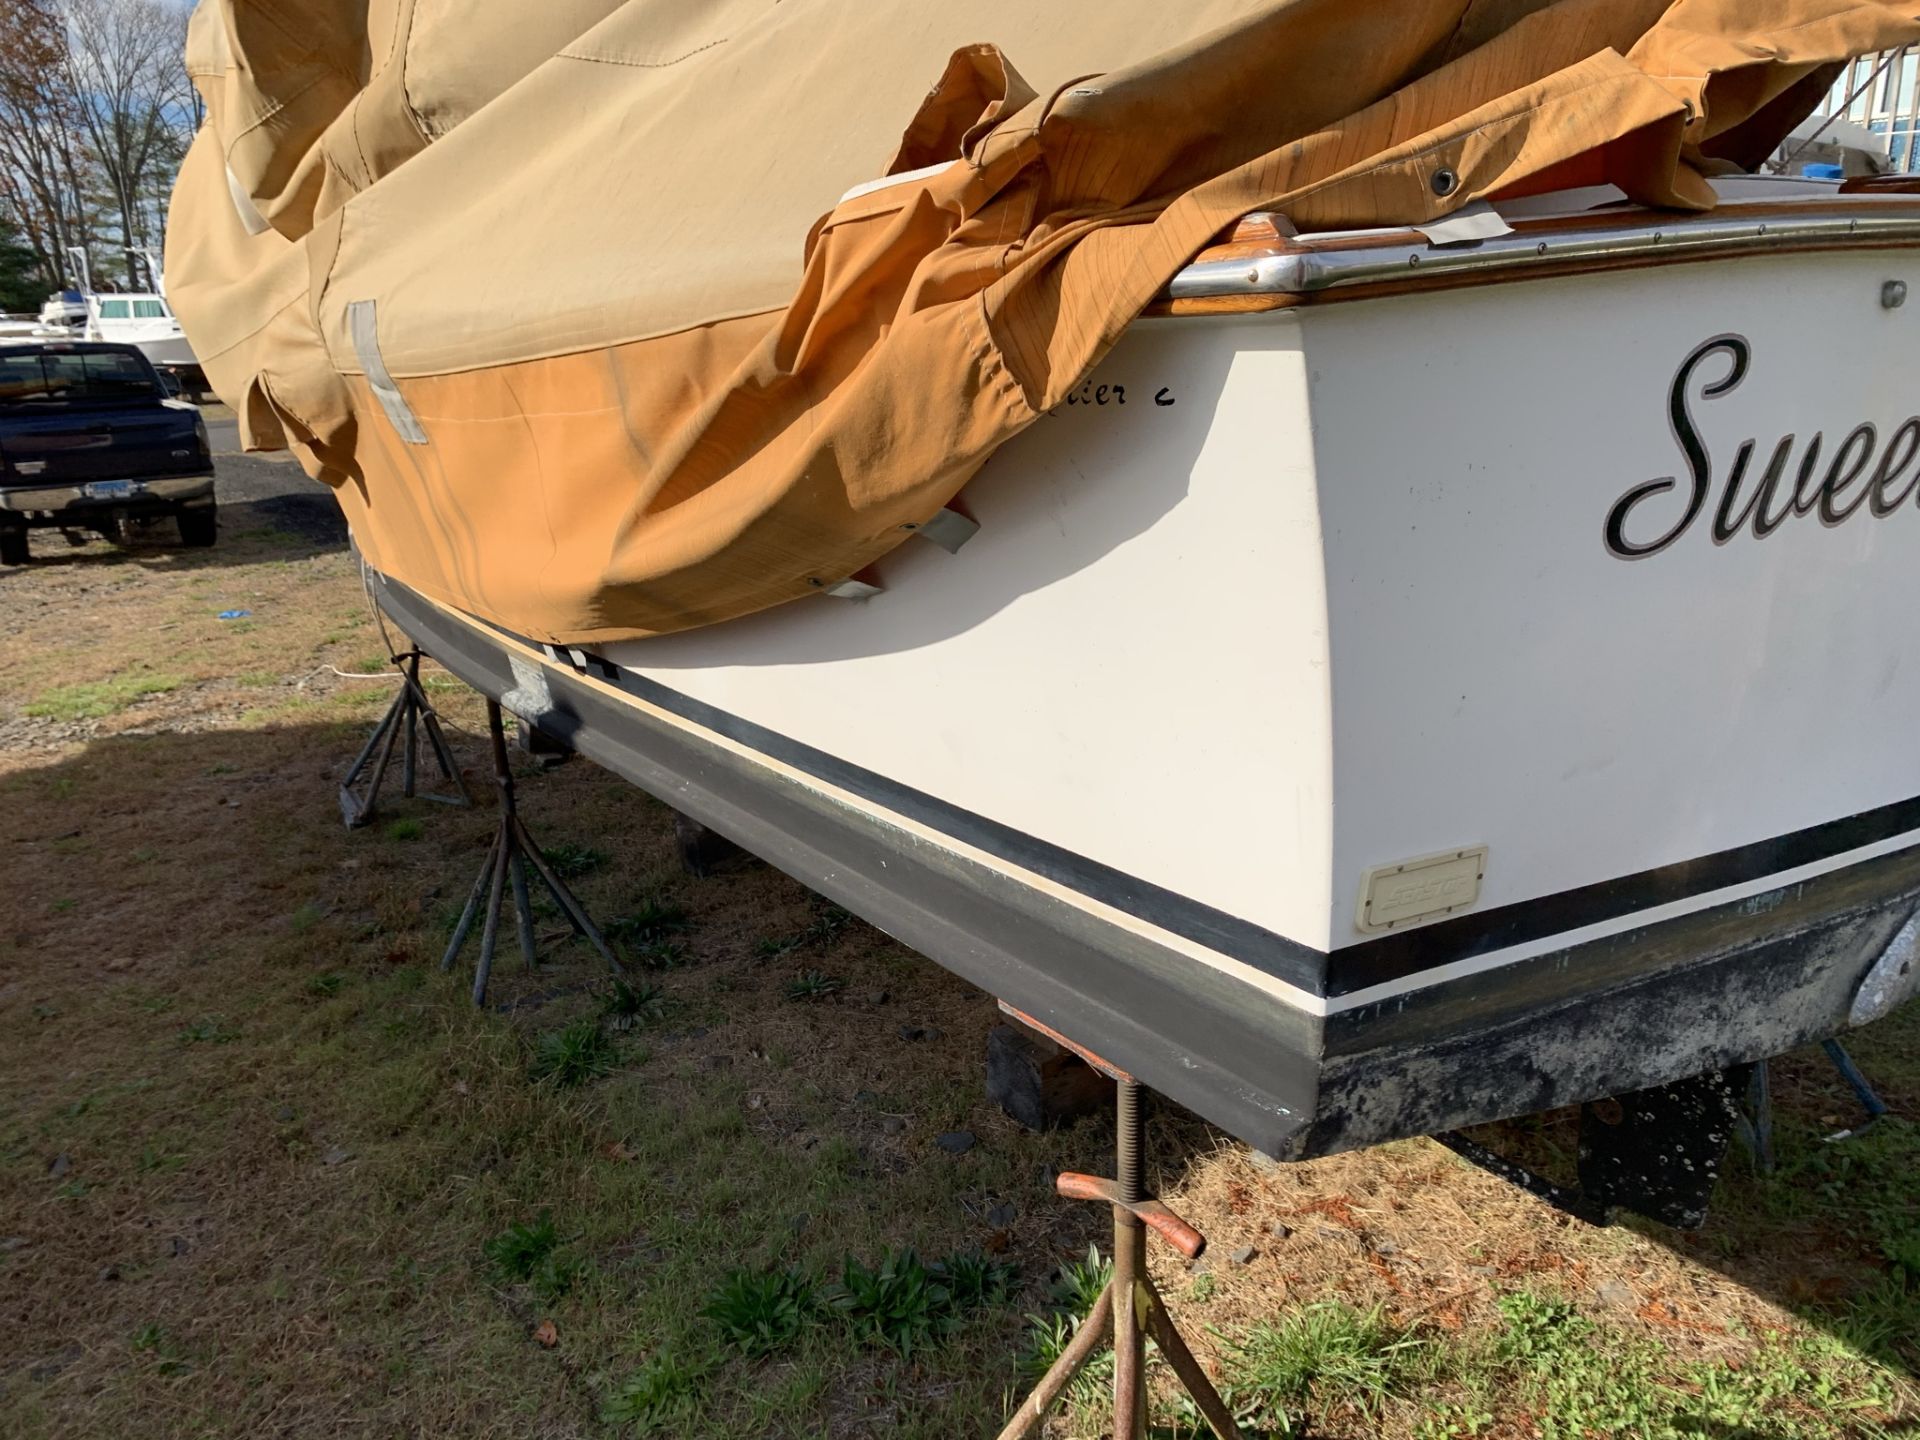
[169,0,1920,642]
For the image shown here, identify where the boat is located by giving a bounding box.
[169,1,1920,1174]
[366,172,1920,1159]
[43,246,205,382]
[36,291,85,333]
[81,292,201,375]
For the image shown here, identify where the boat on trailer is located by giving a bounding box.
[370,172,1920,1165]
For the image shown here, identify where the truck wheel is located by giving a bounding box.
[178,507,217,548]
[0,527,26,565]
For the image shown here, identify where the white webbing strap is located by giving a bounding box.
[347,299,428,445]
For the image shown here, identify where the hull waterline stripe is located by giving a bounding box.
[384,579,1920,1016]
[396,586,1331,1014]
[550,622,1920,1002]
[1327,823,1920,1013]
[484,625,1332,996]
[1330,796,1920,996]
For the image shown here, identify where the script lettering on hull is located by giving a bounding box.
[1604,334,1920,560]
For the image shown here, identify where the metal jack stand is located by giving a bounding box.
[442,701,625,1006]
[339,650,472,827]
[1734,1038,1892,1173]
[1818,1039,1890,1142]
[997,1009,1241,1440]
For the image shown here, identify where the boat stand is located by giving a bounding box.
[441,700,625,1006]
[339,650,471,827]
[996,1008,1241,1440]
[1734,1038,1892,1171]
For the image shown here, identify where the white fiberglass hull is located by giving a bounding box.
[82,311,199,369]
[375,209,1920,1155]
[599,249,1920,993]
[129,334,198,369]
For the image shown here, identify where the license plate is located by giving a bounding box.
[85,480,138,500]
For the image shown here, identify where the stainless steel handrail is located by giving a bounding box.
[1164,209,1920,300]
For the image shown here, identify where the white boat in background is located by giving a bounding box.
[43,247,204,384]
[37,291,85,332]
[83,292,199,372]
[375,174,1920,1172]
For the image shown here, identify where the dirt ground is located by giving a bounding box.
[1,443,1915,1438]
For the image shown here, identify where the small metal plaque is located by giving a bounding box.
[1357,846,1487,934]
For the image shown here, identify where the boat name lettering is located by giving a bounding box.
[1048,384,1176,414]
[1603,333,1919,559]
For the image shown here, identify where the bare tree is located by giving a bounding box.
[0,0,94,291]
[61,0,188,289]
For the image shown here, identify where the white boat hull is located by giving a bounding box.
[592,247,1920,993]
[373,214,1920,1156]
[126,333,199,369]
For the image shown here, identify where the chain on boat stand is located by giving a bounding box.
[338,650,472,827]
[996,1005,1243,1440]
[440,700,627,1007]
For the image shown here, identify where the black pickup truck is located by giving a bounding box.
[0,339,216,564]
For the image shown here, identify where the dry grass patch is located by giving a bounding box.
[1,508,1915,1439]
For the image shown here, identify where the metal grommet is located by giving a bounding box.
[1430,167,1459,197]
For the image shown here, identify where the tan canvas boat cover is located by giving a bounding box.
[170,0,1920,642]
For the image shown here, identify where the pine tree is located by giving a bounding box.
[0,213,45,313]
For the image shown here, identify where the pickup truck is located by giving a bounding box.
[0,339,215,564]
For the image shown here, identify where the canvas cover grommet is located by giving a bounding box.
[347,299,429,446]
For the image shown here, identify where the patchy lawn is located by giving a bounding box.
[1,505,1915,1438]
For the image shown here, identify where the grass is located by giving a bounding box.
[528,1017,620,1087]
[1223,1300,1438,1432]
[827,1248,951,1357]
[25,671,180,720]
[704,1266,819,1356]
[177,1016,238,1044]
[784,968,844,1002]
[483,1210,559,1280]
[602,1352,708,1433]
[0,511,1916,1439]
[755,898,856,959]
[604,893,691,948]
[540,842,608,880]
[702,1248,1018,1364]
[1018,1245,1116,1419]
[601,978,669,1031]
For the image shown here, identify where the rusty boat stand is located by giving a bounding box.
[441,700,626,1006]
[338,649,472,827]
[996,1007,1243,1440]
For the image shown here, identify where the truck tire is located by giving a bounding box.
[0,526,26,565]
[178,506,217,548]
